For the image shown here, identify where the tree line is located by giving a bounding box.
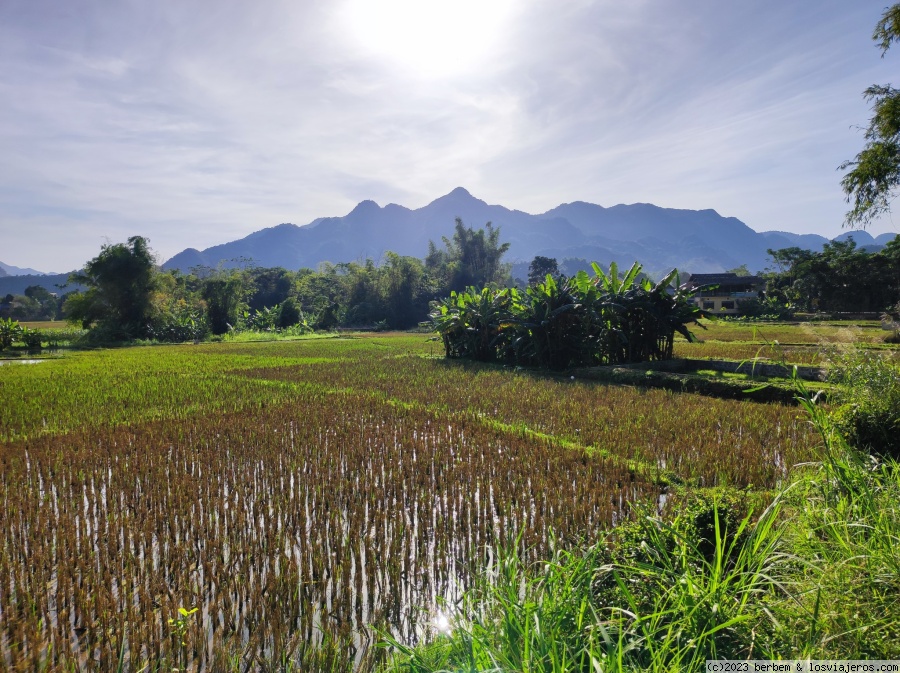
[56,219,512,342]
[761,235,900,315]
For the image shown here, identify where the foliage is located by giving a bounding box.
[0,317,22,350]
[425,218,511,292]
[1,286,63,321]
[841,4,900,226]
[527,255,559,286]
[19,326,42,350]
[202,272,246,335]
[764,237,900,313]
[145,310,209,343]
[66,235,158,337]
[735,295,795,320]
[277,296,302,328]
[431,286,518,361]
[726,264,751,277]
[382,375,900,671]
[827,348,900,458]
[432,261,705,368]
[52,219,508,341]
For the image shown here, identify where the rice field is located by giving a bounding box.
[673,319,900,364]
[0,329,844,671]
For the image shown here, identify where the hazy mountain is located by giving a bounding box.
[0,261,47,276]
[833,230,877,246]
[0,273,81,297]
[758,231,830,252]
[162,188,897,278]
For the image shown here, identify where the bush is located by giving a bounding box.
[276,298,301,329]
[827,349,900,458]
[736,296,795,320]
[146,313,209,343]
[432,262,704,368]
[20,327,42,350]
[0,318,22,350]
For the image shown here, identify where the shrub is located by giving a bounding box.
[0,318,22,350]
[20,327,42,350]
[276,298,301,328]
[827,349,900,458]
[736,296,795,320]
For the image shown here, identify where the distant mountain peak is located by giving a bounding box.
[349,199,381,217]
[432,186,476,202]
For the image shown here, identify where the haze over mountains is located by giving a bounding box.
[2,189,896,293]
[0,261,47,277]
[162,188,894,279]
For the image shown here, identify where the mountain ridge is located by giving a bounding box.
[133,188,898,278]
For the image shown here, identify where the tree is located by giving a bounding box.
[725,264,751,277]
[527,255,559,286]
[764,241,900,313]
[65,236,157,336]
[247,267,293,312]
[202,273,246,335]
[276,297,302,328]
[426,218,511,292]
[840,4,900,227]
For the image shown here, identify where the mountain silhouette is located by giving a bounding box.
[162,188,887,277]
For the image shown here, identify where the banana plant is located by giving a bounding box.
[431,287,519,361]
[432,260,707,367]
[0,318,22,351]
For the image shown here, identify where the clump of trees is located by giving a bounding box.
[0,286,65,321]
[763,236,900,313]
[59,219,513,343]
[432,262,705,369]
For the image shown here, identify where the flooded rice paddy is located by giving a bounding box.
[0,336,817,671]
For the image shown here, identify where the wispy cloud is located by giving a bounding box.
[1,0,897,271]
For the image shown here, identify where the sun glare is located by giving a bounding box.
[340,0,515,78]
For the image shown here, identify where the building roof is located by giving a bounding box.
[685,273,762,289]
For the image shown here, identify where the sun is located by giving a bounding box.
[339,0,515,79]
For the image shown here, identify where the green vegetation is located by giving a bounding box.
[383,364,900,671]
[763,237,900,314]
[841,3,900,226]
[433,262,703,368]
[66,235,158,337]
[2,299,898,671]
[0,331,829,671]
[43,220,512,346]
[0,285,64,321]
[827,348,900,458]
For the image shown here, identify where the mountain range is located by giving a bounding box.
[0,261,47,278]
[3,189,897,295]
[161,188,895,279]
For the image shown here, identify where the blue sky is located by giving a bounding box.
[2,0,899,272]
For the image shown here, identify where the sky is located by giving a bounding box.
[2,0,899,273]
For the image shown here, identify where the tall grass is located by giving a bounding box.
[382,375,900,670]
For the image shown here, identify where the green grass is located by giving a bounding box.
[380,373,900,671]
[1,327,892,671]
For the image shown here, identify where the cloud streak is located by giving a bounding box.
[1,0,897,271]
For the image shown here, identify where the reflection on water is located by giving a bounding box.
[0,396,658,670]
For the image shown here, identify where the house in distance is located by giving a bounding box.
[685,273,764,315]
